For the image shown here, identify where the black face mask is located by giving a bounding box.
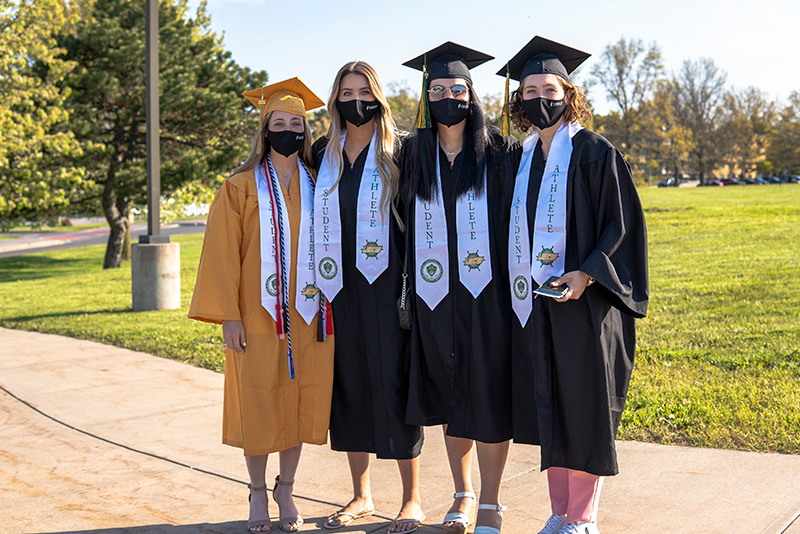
[267,129,305,157]
[336,99,380,127]
[521,97,567,130]
[429,98,470,127]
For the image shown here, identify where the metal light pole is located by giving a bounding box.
[142,0,167,246]
[131,0,181,311]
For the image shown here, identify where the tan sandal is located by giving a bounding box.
[324,507,375,529]
[389,513,427,533]
[273,476,304,532]
[247,483,272,533]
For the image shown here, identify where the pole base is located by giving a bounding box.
[131,242,181,311]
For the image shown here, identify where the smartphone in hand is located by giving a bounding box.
[533,275,569,299]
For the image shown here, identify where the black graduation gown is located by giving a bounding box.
[400,131,521,443]
[311,136,423,460]
[511,128,649,476]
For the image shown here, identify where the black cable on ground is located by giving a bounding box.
[0,383,355,511]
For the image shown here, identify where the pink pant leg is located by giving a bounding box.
[546,467,570,516]
[565,469,604,523]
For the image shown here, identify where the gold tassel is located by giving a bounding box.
[502,63,510,137]
[257,87,266,154]
[415,55,431,130]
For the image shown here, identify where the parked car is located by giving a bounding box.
[719,179,744,186]
[657,177,677,187]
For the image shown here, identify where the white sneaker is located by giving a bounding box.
[559,521,600,534]
[537,514,567,534]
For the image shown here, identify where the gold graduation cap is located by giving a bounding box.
[242,77,324,153]
[242,77,325,121]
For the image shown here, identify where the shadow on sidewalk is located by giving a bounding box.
[36,516,407,534]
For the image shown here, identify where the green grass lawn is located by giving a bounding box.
[3,222,110,233]
[0,233,224,371]
[621,185,800,453]
[1,185,798,453]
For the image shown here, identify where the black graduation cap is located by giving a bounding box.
[495,37,590,135]
[498,36,590,82]
[404,41,494,84]
[403,41,494,129]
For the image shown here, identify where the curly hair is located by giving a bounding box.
[508,78,592,133]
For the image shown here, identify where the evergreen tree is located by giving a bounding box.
[59,0,266,268]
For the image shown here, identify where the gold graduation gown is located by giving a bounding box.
[189,167,334,456]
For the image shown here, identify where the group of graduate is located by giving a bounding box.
[189,36,649,534]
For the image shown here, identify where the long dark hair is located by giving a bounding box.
[407,80,492,202]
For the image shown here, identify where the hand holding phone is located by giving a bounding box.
[533,275,569,299]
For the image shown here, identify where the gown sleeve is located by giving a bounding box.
[577,146,649,319]
[188,177,247,324]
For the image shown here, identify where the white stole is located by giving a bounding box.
[508,121,582,325]
[414,142,492,310]
[314,131,389,301]
[256,157,319,325]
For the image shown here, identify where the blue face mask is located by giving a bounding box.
[521,97,567,130]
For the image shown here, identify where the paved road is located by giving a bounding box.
[0,221,206,259]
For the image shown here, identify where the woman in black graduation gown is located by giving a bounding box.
[311,61,425,533]
[499,37,649,534]
[400,42,520,534]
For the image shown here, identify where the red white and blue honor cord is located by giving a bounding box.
[263,154,331,379]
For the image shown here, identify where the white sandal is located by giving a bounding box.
[442,491,476,534]
[473,503,507,534]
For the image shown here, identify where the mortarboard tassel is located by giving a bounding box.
[257,87,266,154]
[502,63,510,137]
[415,54,431,130]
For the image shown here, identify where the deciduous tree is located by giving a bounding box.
[0,0,84,229]
[590,37,663,153]
[767,90,800,175]
[672,57,727,183]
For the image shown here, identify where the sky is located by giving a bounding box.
[185,0,799,116]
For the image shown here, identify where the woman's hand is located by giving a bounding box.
[552,270,591,302]
[222,320,247,353]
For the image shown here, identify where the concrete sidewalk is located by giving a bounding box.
[1,327,799,534]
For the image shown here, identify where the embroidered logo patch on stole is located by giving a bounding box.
[266,274,278,297]
[301,282,319,301]
[513,275,529,300]
[318,257,338,280]
[361,239,383,259]
[536,246,559,267]
[463,250,485,271]
[420,258,444,283]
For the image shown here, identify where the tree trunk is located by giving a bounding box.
[101,165,130,269]
[120,211,133,262]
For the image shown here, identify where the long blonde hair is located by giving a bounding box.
[231,111,314,177]
[323,61,400,221]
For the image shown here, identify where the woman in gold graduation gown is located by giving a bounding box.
[189,78,334,534]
